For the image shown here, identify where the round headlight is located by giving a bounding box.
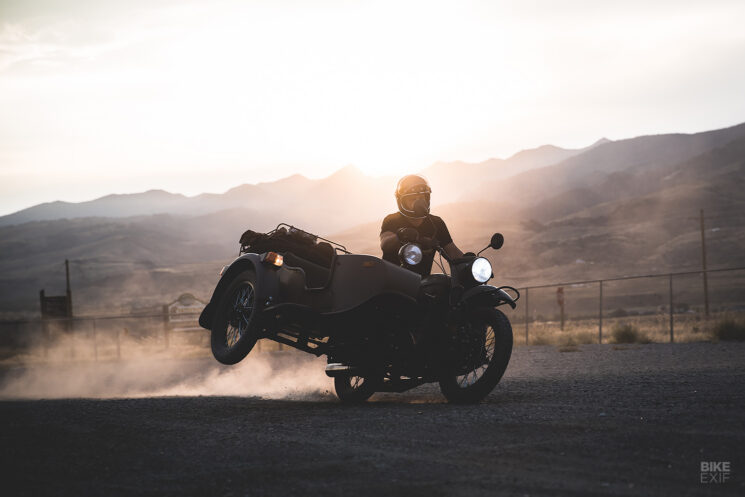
[400,243,423,265]
[471,257,492,283]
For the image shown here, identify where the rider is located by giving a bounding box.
[380,174,464,276]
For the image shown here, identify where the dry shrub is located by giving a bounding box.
[558,345,579,352]
[611,323,651,344]
[572,330,597,345]
[558,330,595,347]
[530,333,553,346]
[712,318,745,341]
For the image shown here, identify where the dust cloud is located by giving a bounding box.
[0,340,335,401]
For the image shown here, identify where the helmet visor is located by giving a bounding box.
[399,192,430,216]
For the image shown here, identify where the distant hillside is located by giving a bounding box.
[0,167,396,235]
[331,131,745,284]
[420,138,609,204]
[465,121,745,213]
[2,121,745,315]
[0,138,609,228]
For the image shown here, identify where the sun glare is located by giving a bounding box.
[0,1,744,211]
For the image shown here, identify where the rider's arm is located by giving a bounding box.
[380,231,400,253]
[431,216,462,259]
[443,242,464,260]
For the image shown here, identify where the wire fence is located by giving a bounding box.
[0,307,285,364]
[505,266,745,346]
[1,266,744,362]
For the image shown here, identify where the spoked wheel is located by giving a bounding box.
[211,269,261,365]
[439,308,513,404]
[334,374,377,404]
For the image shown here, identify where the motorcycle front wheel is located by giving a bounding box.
[439,307,513,404]
[210,269,261,365]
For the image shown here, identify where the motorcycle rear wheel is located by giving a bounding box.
[439,307,513,404]
[334,374,376,403]
[210,269,261,365]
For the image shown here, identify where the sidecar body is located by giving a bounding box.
[199,225,424,350]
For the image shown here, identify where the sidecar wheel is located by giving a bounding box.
[439,308,513,404]
[210,269,261,365]
[334,374,376,403]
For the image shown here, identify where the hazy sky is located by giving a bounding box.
[1,0,744,215]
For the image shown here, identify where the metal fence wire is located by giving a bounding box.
[0,266,744,361]
[508,266,745,345]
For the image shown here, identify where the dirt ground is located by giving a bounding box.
[1,342,744,497]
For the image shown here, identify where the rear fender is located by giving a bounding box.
[460,284,517,310]
[198,253,280,330]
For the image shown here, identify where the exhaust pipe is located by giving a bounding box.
[325,363,358,377]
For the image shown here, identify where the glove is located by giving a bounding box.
[397,227,419,243]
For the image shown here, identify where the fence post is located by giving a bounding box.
[41,320,49,358]
[669,273,674,343]
[92,319,98,361]
[69,318,76,360]
[162,305,170,349]
[700,209,710,319]
[598,280,603,344]
[557,287,565,331]
[524,288,529,345]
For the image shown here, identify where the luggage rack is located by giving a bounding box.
[240,223,350,256]
[269,223,350,254]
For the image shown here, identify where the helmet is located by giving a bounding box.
[395,174,431,219]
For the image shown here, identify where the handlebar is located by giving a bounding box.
[431,241,477,266]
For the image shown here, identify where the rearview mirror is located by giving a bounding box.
[490,233,504,250]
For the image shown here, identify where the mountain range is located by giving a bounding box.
[1,121,744,315]
[0,137,610,229]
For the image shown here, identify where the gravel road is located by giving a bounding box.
[1,342,744,496]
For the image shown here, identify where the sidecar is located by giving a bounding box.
[199,224,423,361]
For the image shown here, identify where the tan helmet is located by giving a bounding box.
[395,174,431,219]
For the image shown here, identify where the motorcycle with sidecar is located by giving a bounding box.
[199,223,519,403]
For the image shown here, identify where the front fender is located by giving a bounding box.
[461,284,517,310]
[198,253,280,330]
